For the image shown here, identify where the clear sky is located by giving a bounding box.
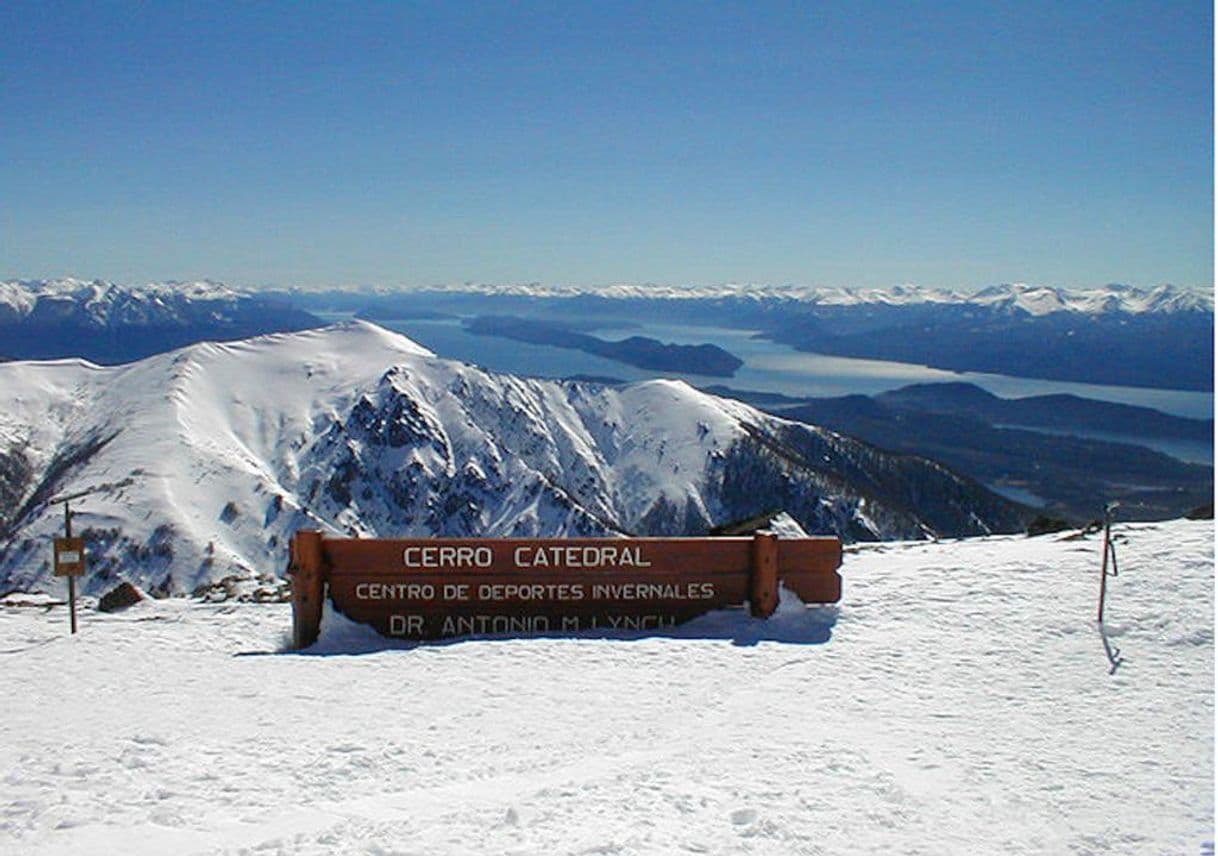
[1,1,1212,290]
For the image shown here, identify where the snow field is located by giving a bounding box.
[0,520,1211,854]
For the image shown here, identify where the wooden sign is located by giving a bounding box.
[289,531,842,646]
[53,537,86,577]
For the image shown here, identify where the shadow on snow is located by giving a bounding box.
[276,591,839,656]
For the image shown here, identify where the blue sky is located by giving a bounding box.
[1,1,1212,289]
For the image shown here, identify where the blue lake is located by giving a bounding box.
[322,306,1214,467]
[335,315,1213,424]
[986,484,1051,508]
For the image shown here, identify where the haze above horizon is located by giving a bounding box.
[1,2,1212,290]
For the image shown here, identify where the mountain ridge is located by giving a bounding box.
[282,282,1214,391]
[0,322,1028,595]
[770,382,1212,521]
[0,278,323,364]
[4,278,1210,389]
[876,382,1213,442]
[275,280,1215,316]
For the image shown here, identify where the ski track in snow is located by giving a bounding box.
[0,521,1212,854]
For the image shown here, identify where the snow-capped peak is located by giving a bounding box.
[357,280,1213,316]
[0,322,1024,594]
[0,278,250,324]
[3,278,1210,323]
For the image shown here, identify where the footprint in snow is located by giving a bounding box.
[730,808,757,826]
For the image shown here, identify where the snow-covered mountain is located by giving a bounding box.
[965,282,1214,316]
[336,280,1214,317]
[0,278,242,323]
[4,277,1209,388]
[289,279,1214,392]
[0,278,321,363]
[0,322,1027,594]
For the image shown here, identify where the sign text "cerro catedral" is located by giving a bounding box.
[403,543,653,570]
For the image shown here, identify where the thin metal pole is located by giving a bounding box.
[1097,515,1110,622]
[65,501,77,635]
[1097,503,1118,624]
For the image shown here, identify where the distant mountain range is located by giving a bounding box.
[709,382,1212,522]
[876,382,1212,442]
[282,281,1215,391]
[293,281,1214,315]
[0,323,1030,594]
[4,278,1210,390]
[0,279,322,364]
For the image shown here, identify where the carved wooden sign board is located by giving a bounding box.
[288,531,842,646]
[53,537,86,577]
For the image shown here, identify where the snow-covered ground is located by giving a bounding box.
[1,520,1212,855]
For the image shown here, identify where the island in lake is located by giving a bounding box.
[704,380,1212,523]
[465,315,744,377]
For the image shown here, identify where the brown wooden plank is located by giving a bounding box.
[325,538,748,576]
[779,571,842,604]
[750,532,779,617]
[323,537,844,577]
[306,533,842,642]
[778,538,843,572]
[329,572,749,613]
[332,603,726,640]
[290,531,326,649]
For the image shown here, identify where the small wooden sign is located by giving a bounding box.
[288,532,842,646]
[53,537,86,577]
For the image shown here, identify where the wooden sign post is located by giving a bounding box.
[53,501,86,634]
[288,532,842,647]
